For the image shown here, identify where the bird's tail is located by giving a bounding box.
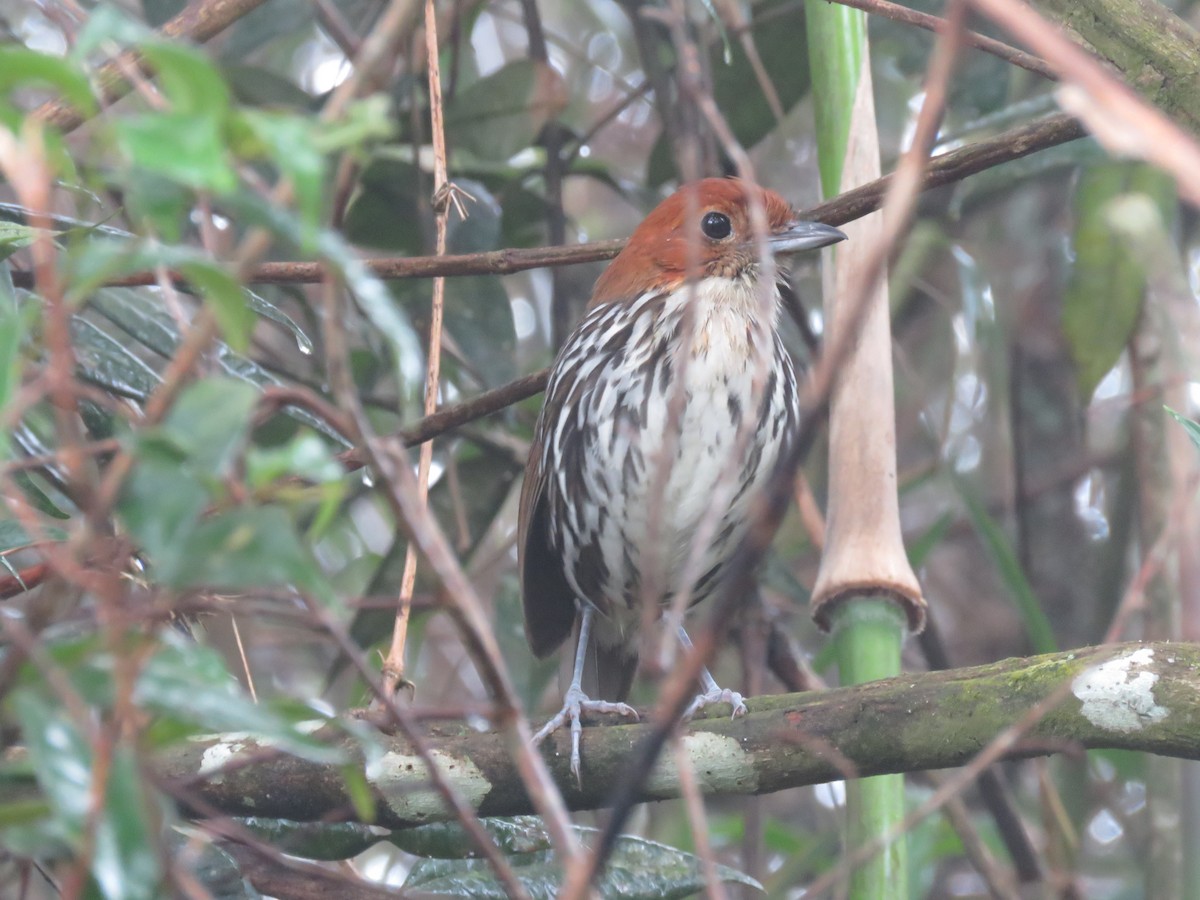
[575,612,639,702]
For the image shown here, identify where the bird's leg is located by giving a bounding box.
[531,605,638,782]
[677,625,748,720]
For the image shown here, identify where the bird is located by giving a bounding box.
[518,178,846,780]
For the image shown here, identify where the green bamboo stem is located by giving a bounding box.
[804,0,865,198]
[806,3,910,898]
[830,598,909,897]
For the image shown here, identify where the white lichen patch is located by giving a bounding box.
[198,739,249,785]
[1072,648,1169,732]
[646,732,758,796]
[368,749,490,822]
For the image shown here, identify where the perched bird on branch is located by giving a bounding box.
[518,178,845,780]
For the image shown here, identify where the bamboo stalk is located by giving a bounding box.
[805,3,926,896]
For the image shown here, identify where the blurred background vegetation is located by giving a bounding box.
[2,0,1200,897]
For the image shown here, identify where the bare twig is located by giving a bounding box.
[830,0,1054,80]
[34,0,272,132]
[380,0,457,700]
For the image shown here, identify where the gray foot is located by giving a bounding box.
[684,687,748,721]
[532,685,638,782]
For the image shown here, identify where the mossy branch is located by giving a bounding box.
[160,641,1200,829]
[1034,0,1200,133]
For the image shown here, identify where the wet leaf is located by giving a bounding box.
[174,831,263,900]
[71,317,161,400]
[225,190,425,416]
[402,823,762,898]
[89,287,334,440]
[238,818,384,860]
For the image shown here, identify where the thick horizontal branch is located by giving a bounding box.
[159,641,1200,829]
[1034,0,1200,134]
[9,112,1083,292]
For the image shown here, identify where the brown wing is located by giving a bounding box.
[517,428,578,659]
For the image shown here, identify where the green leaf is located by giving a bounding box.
[72,4,155,58]
[1166,407,1200,454]
[121,173,195,242]
[11,688,163,899]
[11,690,92,836]
[114,112,238,194]
[246,434,347,537]
[0,48,96,116]
[401,822,762,898]
[135,634,347,764]
[0,278,26,415]
[342,155,423,253]
[444,60,566,162]
[139,42,232,117]
[218,0,313,61]
[395,275,515,388]
[390,816,549,858]
[0,222,41,262]
[225,190,425,416]
[91,747,162,900]
[118,454,208,575]
[7,467,74,520]
[246,434,344,487]
[0,519,67,553]
[907,511,952,569]
[159,377,259,476]
[956,479,1057,654]
[311,95,395,155]
[167,506,333,600]
[178,261,257,352]
[224,64,315,110]
[649,0,810,185]
[716,0,810,149]
[1063,162,1175,400]
[235,110,325,233]
[0,795,52,831]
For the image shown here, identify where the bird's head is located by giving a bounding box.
[590,178,846,308]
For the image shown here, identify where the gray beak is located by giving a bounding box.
[768,220,848,254]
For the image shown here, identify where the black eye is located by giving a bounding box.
[701,211,732,240]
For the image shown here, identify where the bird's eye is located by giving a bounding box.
[701,211,732,240]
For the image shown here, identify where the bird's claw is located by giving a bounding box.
[532,686,638,783]
[683,687,747,721]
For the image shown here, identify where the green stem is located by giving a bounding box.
[804,0,865,197]
[807,2,909,894]
[831,598,908,899]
